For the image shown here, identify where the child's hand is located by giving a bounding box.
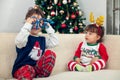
[26,17,36,24]
[90,57,99,64]
[40,21,49,29]
[75,58,81,64]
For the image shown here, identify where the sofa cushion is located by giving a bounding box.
[0,33,120,79]
[103,35,120,69]
[50,34,120,75]
[7,70,120,80]
[0,33,17,78]
[34,70,120,80]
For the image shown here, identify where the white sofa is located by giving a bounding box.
[0,33,120,80]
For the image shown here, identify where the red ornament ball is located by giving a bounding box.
[58,2,62,6]
[61,23,67,28]
[74,26,78,31]
[76,11,79,15]
[71,14,76,19]
[51,10,55,16]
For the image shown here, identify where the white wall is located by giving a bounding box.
[0,0,106,32]
[0,0,34,32]
[77,0,106,28]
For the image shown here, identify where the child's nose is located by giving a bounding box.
[85,33,89,37]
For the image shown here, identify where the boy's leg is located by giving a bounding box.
[35,50,56,77]
[14,65,36,80]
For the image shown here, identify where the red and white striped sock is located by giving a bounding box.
[92,59,105,71]
[68,61,78,71]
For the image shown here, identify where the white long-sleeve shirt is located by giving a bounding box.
[15,22,59,49]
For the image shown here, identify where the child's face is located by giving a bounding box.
[85,31,100,44]
[30,14,42,35]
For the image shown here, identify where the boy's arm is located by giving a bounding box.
[15,23,32,48]
[45,23,59,48]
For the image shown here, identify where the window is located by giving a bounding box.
[107,0,120,35]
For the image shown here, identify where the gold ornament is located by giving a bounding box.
[78,23,83,26]
[59,10,64,14]
[79,11,83,16]
[47,15,51,19]
[73,2,77,7]
[63,0,67,4]
[54,0,58,4]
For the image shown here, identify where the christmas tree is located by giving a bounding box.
[35,0,86,34]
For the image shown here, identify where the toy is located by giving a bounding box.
[31,16,54,29]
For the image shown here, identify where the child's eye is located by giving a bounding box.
[89,32,92,35]
[85,31,92,35]
[88,32,93,35]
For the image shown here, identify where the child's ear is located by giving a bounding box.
[97,35,101,40]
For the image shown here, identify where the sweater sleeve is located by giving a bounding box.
[45,23,59,48]
[15,23,32,48]
[99,43,109,62]
[73,42,83,60]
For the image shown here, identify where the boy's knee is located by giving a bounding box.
[44,50,56,58]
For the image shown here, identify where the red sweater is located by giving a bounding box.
[74,42,109,63]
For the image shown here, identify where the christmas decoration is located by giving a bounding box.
[71,13,76,19]
[96,16,104,26]
[51,10,56,16]
[89,12,95,23]
[89,12,104,27]
[61,23,67,28]
[35,0,86,34]
[54,0,58,4]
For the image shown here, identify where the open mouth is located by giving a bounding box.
[85,37,88,40]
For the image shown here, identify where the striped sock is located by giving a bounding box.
[68,61,78,71]
[92,59,105,71]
